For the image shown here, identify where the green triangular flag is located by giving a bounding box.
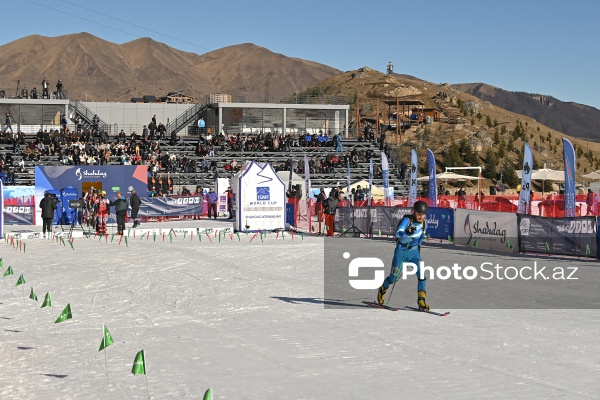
[41,292,52,308]
[586,245,591,256]
[473,238,479,246]
[545,242,550,252]
[99,325,114,351]
[131,350,146,375]
[16,274,26,286]
[203,388,213,400]
[29,287,38,301]
[3,266,13,277]
[378,229,382,236]
[448,235,454,243]
[55,304,72,323]
[0,257,3,267]
[506,240,513,249]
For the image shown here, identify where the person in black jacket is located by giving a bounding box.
[39,192,57,238]
[323,192,339,237]
[129,189,141,228]
[108,191,128,235]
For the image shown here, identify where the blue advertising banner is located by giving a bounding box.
[426,207,454,240]
[35,165,148,225]
[427,148,437,207]
[562,138,576,217]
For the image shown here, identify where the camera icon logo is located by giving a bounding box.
[345,252,385,290]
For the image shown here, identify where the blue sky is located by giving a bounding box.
[5,0,600,109]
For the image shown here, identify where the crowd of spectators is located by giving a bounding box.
[0,116,388,190]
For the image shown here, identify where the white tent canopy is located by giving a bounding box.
[582,170,600,180]
[516,168,565,181]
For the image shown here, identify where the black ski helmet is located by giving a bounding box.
[413,200,428,214]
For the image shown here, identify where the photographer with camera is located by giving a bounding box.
[39,192,57,238]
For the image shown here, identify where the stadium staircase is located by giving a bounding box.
[69,100,110,133]
[166,103,210,136]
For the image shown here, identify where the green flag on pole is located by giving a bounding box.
[99,325,114,351]
[0,257,3,267]
[15,274,26,286]
[29,287,38,301]
[55,304,72,323]
[41,292,52,308]
[3,266,13,277]
[545,242,550,252]
[203,388,213,400]
[131,350,146,375]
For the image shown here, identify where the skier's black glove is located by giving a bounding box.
[406,226,417,235]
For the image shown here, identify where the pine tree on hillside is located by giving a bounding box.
[483,148,498,179]
[500,159,519,188]
[444,141,463,168]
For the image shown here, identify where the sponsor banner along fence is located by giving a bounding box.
[518,215,598,258]
[454,208,518,253]
[3,186,35,225]
[138,196,204,218]
[334,207,454,239]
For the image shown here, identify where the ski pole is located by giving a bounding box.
[386,243,410,305]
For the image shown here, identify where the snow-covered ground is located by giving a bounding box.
[1,220,599,399]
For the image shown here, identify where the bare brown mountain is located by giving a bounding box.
[0,33,340,101]
[452,83,600,143]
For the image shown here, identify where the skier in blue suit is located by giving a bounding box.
[377,200,430,311]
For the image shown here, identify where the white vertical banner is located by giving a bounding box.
[381,152,390,204]
[368,158,373,206]
[409,149,418,207]
[518,143,533,214]
[216,177,230,216]
[303,155,310,202]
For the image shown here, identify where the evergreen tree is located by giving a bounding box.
[493,128,500,144]
[458,138,478,165]
[485,115,493,128]
[500,159,519,188]
[498,139,506,158]
[482,148,498,179]
[444,141,463,168]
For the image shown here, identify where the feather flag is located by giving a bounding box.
[518,143,533,214]
[427,148,437,207]
[409,148,418,207]
[562,138,576,217]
